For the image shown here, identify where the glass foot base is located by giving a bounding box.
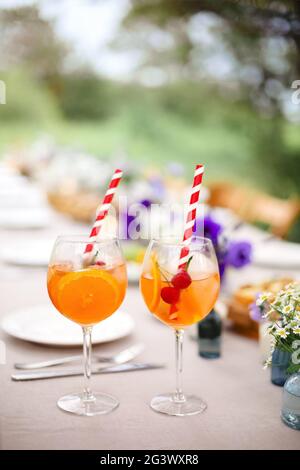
[150,393,207,416]
[57,392,119,416]
[281,412,300,430]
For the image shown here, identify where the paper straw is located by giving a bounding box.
[178,164,204,269]
[84,169,123,254]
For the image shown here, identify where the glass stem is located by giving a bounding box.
[82,326,94,402]
[174,328,185,402]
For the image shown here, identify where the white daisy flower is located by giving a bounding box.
[283,304,293,313]
[292,326,300,335]
[275,327,289,339]
[257,293,271,306]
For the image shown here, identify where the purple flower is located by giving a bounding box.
[225,241,252,268]
[203,215,222,246]
[250,294,263,323]
[216,250,227,280]
[140,199,152,209]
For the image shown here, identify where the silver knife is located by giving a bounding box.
[11,362,164,381]
[14,343,144,370]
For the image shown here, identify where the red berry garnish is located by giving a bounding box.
[171,270,192,289]
[95,260,106,266]
[90,260,106,269]
[161,286,180,304]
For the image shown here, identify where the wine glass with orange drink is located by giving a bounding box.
[47,168,126,416]
[140,237,220,416]
[140,164,220,416]
[47,236,127,416]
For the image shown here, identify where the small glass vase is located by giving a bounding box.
[197,309,222,359]
[271,347,290,387]
[281,373,300,430]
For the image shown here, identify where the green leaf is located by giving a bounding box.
[287,363,300,374]
[185,255,193,271]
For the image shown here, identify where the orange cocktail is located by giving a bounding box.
[48,263,127,326]
[47,236,127,417]
[141,270,219,329]
[140,237,220,416]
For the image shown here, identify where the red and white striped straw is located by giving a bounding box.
[84,168,123,254]
[178,164,204,270]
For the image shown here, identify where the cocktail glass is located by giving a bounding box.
[140,236,220,416]
[47,236,127,416]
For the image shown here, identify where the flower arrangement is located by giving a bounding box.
[257,282,300,373]
[195,214,252,279]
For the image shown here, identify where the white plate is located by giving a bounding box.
[0,188,47,208]
[0,208,51,229]
[1,305,135,346]
[0,240,54,267]
[0,175,29,189]
[253,240,300,269]
[212,217,300,269]
[0,166,18,177]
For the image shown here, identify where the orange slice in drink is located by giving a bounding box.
[148,255,161,312]
[47,263,73,307]
[57,268,120,325]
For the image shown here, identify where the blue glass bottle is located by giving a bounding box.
[198,309,222,359]
[271,348,290,386]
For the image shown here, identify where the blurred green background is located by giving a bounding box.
[0,0,300,197]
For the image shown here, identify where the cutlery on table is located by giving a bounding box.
[14,343,144,370]
[11,362,164,381]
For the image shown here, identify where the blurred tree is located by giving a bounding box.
[0,6,67,79]
[58,74,117,121]
[124,0,300,116]
[122,0,300,197]
[0,69,61,123]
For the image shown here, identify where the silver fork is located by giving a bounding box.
[14,343,144,370]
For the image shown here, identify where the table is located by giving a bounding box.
[1,254,300,449]
[0,199,299,450]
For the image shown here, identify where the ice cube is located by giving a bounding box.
[159,249,216,280]
[188,251,216,279]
